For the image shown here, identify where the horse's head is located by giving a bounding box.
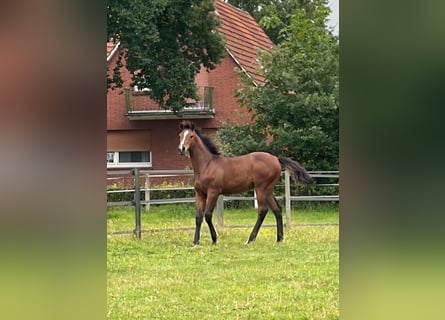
[178,121,196,155]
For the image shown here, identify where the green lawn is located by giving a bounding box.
[107,205,338,319]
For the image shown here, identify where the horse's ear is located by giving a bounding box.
[179,120,195,131]
[179,120,189,131]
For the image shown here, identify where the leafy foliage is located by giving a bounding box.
[221,5,339,170]
[227,0,332,44]
[217,122,267,157]
[107,0,226,112]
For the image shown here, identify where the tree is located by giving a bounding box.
[227,0,331,44]
[220,5,339,170]
[107,0,226,113]
[217,122,267,157]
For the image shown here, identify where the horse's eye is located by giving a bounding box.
[190,135,194,139]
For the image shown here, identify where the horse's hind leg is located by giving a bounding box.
[246,191,268,244]
[268,194,284,242]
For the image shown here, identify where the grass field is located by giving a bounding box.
[107,204,339,319]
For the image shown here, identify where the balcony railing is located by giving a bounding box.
[124,86,215,120]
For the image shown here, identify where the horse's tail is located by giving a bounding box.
[278,157,312,184]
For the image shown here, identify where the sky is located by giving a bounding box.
[327,0,339,35]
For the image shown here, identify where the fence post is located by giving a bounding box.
[284,170,291,228]
[216,195,224,228]
[145,173,150,212]
[133,168,142,239]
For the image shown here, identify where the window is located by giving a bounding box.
[107,151,152,168]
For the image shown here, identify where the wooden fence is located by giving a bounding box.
[107,169,339,238]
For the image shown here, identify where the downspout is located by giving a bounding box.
[124,88,132,112]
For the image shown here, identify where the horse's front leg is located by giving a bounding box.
[193,191,206,246]
[204,191,219,244]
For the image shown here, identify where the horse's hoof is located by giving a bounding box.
[192,242,199,247]
[245,239,255,245]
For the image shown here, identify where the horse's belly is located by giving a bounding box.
[222,176,253,194]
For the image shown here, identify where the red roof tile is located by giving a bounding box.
[107,42,115,57]
[215,0,274,84]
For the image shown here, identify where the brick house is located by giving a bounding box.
[107,0,274,175]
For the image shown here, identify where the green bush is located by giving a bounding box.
[148,181,195,200]
[107,183,134,203]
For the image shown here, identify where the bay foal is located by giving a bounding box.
[178,121,311,245]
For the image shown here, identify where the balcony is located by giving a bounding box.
[124,86,215,120]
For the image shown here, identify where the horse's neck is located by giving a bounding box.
[190,138,213,175]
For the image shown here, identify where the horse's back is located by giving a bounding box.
[250,151,279,163]
[249,152,281,179]
[223,152,279,172]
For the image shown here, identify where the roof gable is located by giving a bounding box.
[107,41,121,63]
[107,42,115,57]
[215,0,274,85]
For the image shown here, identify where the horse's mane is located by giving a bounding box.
[195,127,221,156]
[180,121,221,156]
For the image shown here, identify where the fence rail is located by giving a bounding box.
[107,169,339,238]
